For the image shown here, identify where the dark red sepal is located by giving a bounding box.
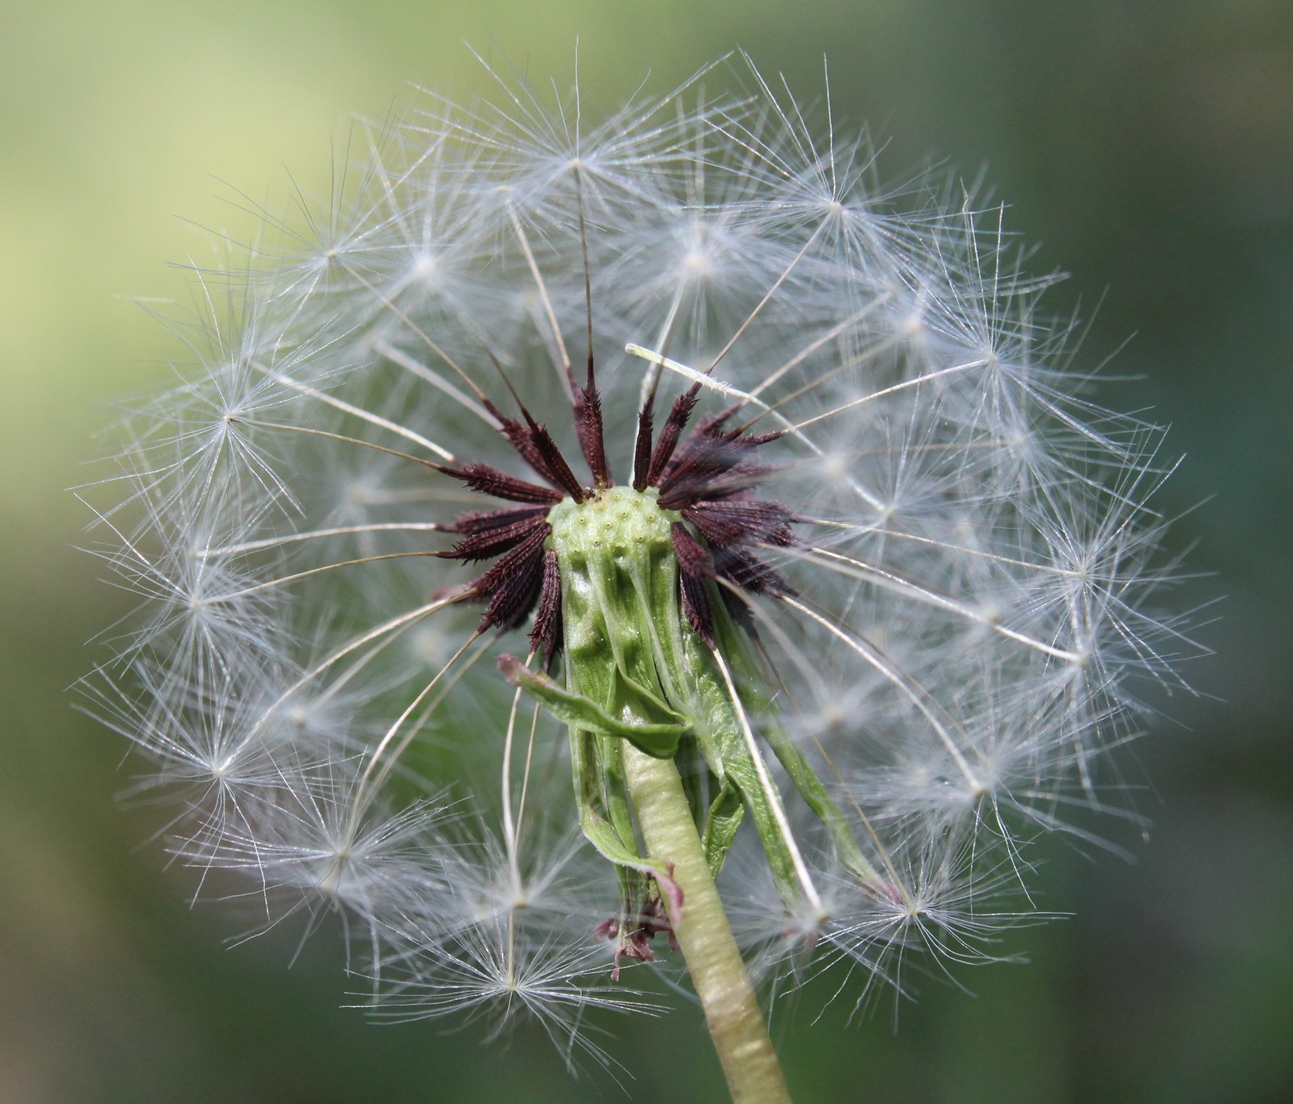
[574,384,612,489]
[646,383,702,486]
[438,508,552,562]
[528,550,564,667]
[438,462,564,505]
[671,522,716,644]
[468,522,552,631]
[683,500,796,549]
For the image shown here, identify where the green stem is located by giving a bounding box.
[621,743,793,1104]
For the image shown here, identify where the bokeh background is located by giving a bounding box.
[2,1,1290,1101]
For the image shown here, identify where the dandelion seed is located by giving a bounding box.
[83,52,1199,1103]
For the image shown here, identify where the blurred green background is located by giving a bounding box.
[2,1,1290,1101]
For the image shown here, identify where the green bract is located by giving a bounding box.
[506,484,880,925]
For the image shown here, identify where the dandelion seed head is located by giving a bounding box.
[82,51,1200,1059]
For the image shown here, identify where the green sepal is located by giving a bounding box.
[701,781,745,879]
[680,631,802,902]
[568,723,683,926]
[760,719,880,883]
[706,619,884,886]
[500,654,686,758]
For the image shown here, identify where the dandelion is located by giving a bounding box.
[84,53,1196,1103]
